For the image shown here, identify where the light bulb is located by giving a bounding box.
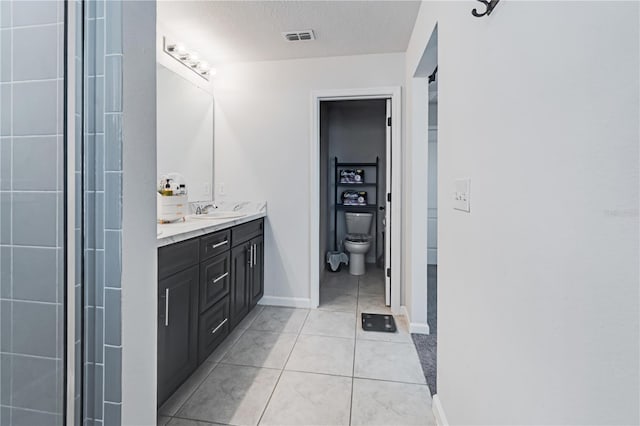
[176,44,189,60]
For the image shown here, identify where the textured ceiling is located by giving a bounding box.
[157,1,421,66]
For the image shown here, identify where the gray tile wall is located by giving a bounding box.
[0,1,66,425]
[0,0,123,424]
[82,0,123,425]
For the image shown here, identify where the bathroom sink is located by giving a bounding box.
[189,211,247,220]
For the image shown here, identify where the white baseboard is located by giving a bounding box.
[432,395,449,426]
[401,305,431,334]
[258,296,311,309]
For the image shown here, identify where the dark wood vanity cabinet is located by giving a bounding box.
[157,218,264,407]
[157,265,199,406]
[230,220,265,326]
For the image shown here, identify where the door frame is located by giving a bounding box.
[309,87,402,314]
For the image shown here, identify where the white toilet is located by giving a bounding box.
[344,212,373,276]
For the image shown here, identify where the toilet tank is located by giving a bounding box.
[345,212,373,234]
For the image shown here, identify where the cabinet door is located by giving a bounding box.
[250,236,264,307]
[157,266,199,406]
[230,243,250,328]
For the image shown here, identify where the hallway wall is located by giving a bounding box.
[405,1,639,424]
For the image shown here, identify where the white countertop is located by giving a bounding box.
[157,201,266,247]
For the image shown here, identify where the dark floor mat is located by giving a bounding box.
[411,333,437,395]
[361,313,397,332]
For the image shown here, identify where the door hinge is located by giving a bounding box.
[387,117,391,126]
[387,193,391,202]
[386,268,391,278]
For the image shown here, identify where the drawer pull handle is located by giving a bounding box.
[164,288,170,327]
[210,318,228,335]
[253,244,257,266]
[211,240,228,249]
[212,272,229,284]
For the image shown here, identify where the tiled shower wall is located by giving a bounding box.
[0,0,123,424]
[0,1,66,424]
[82,0,123,425]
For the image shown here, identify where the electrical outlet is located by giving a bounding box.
[453,179,470,212]
[218,182,225,196]
[203,183,211,198]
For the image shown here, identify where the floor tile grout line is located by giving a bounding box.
[349,273,363,425]
[255,308,310,426]
[215,360,284,371]
[351,374,428,386]
[297,331,356,340]
[169,412,229,426]
[281,367,354,380]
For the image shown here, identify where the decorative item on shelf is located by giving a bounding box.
[471,0,500,17]
[158,173,189,224]
[342,191,368,206]
[163,36,215,81]
[340,169,365,183]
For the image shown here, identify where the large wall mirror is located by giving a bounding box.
[157,63,214,201]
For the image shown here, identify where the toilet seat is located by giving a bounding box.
[345,233,372,243]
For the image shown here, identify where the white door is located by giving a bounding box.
[384,99,392,306]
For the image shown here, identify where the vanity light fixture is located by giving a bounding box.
[163,37,213,81]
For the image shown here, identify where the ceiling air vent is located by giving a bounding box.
[282,30,315,42]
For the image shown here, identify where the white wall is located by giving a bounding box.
[157,64,214,201]
[406,1,639,424]
[213,53,405,304]
[121,1,157,424]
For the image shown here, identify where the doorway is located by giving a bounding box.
[318,99,388,311]
[409,24,438,399]
[310,88,401,314]
[427,68,438,334]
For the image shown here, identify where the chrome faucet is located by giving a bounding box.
[195,203,218,215]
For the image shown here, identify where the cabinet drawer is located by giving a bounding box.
[200,229,231,261]
[231,219,264,247]
[198,297,229,363]
[158,238,199,279]
[199,252,230,313]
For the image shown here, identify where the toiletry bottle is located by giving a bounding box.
[161,182,173,196]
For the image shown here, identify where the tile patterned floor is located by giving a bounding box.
[158,268,435,426]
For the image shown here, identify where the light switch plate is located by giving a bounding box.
[453,179,470,212]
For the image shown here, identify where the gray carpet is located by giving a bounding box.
[427,265,437,333]
[413,265,437,396]
[411,333,437,396]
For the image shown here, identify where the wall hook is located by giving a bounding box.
[472,0,500,17]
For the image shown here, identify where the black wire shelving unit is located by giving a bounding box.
[333,157,379,256]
